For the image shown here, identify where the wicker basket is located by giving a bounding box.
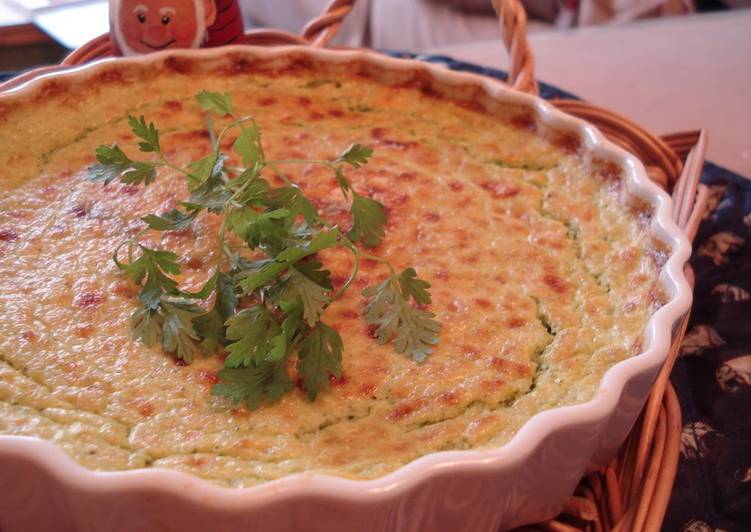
[0,1,707,529]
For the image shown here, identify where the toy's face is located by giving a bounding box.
[114,0,216,55]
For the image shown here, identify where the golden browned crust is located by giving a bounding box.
[0,53,661,486]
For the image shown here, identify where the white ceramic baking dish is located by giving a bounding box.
[0,45,692,532]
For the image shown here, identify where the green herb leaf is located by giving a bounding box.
[228,207,290,251]
[266,186,319,225]
[297,321,343,400]
[397,267,432,305]
[213,271,240,318]
[196,90,234,116]
[127,115,160,153]
[131,307,164,347]
[363,271,441,362]
[235,229,339,298]
[184,176,231,213]
[119,162,158,186]
[88,145,130,184]
[280,267,331,327]
[233,123,264,167]
[348,192,387,247]
[94,144,130,166]
[293,260,333,290]
[142,209,197,231]
[236,260,288,294]
[192,309,224,355]
[212,361,293,410]
[336,143,372,168]
[187,153,225,190]
[333,167,352,195]
[117,246,180,309]
[235,173,270,207]
[224,305,280,367]
[275,228,341,263]
[333,144,373,199]
[178,273,219,301]
[266,301,304,362]
[193,272,238,354]
[161,300,202,363]
[88,144,157,186]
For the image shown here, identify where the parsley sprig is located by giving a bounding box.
[87,91,441,410]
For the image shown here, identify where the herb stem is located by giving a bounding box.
[267,161,398,294]
[216,115,261,154]
[266,159,335,169]
[266,161,364,302]
[127,228,149,261]
[361,252,396,275]
[205,114,217,151]
[158,160,193,180]
[212,163,261,271]
[330,239,361,303]
[266,163,295,187]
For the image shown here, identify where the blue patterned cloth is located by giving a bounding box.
[666,165,751,532]
[2,56,749,531]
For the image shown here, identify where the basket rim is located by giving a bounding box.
[0,44,693,511]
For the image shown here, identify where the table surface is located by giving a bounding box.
[427,10,751,178]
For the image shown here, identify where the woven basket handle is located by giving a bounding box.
[303,0,540,92]
[280,0,540,93]
[663,129,708,240]
[302,0,541,94]
[304,0,539,94]
[295,0,542,94]
[491,0,539,95]
[302,0,356,47]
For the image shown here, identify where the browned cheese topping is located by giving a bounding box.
[0,55,665,486]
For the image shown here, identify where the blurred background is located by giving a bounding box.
[0,0,748,69]
[245,0,695,49]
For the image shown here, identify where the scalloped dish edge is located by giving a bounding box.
[0,44,692,512]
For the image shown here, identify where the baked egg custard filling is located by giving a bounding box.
[0,55,664,486]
